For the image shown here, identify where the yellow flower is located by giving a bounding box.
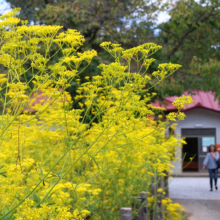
[157,188,163,193]
[147,172,154,177]
[81,210,90,217]
[0,78,7,84]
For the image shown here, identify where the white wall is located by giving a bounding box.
[172,108,220,174]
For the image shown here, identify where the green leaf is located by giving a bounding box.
[39,167,44,177]
[88,154,100,172]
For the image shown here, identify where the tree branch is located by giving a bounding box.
[167,9,215,59]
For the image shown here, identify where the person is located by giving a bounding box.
[202,145,219,191]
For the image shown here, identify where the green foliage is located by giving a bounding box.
[6,0,220,100]
[157,0,220,98]
[5,0,172,104]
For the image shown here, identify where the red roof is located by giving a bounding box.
[152,90,220,112]
[23,92,52,113]
[23,89,68,113]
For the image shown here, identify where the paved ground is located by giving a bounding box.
[169,177,220,200]
[169,177,220,220]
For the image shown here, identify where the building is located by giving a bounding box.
[152,90,220,174]
[23,89,69,113]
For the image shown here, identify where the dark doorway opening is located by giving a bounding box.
[182,137,198,172]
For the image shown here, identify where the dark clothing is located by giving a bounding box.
[208,168,218,189]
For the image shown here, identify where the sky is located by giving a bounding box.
[0,0,10,15]
[157,11,171,24]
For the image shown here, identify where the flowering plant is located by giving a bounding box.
[0,9,192,220]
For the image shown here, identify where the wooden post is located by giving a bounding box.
[120,207,132,220]
[132,192,148,220]
[163,172,169,220]
[164,172,169,197]
[150,176,160,220]
[158,178,164,220]
[139,192,148,220]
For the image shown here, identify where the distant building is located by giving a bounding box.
[152,90,220,174]
[23,91,50,113]
[23,89,69,113]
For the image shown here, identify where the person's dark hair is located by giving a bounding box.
[209,145,216,152]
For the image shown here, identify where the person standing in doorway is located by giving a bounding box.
[202,145,219,191]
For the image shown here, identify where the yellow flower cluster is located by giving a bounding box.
[167,96,194,121]
[14,199,82,220]
[0,9,189,220]
[162,198,185,220]
[152,63,182,81]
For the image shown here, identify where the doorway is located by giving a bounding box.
[182,137,198,172]
[181,128,216,172]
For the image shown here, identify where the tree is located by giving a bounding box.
[156,0,220,99]
[6,0,173,105]
[6,0,167,47]
[10,0,220,101]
